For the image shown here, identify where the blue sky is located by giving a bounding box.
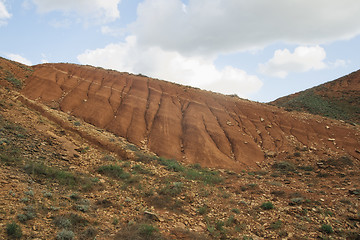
[1,0,360,102]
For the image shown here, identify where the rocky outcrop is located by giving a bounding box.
[22,63,360,170]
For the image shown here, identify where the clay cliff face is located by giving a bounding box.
[22,63,360,171]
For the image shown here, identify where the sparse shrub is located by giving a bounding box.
[339,198,352,205]
[5,74,22,88]
[261,201,274,210]
[114,222,163,240]
[73,121,81,126]
[43,191,52,198]
[17,205,36,222]
[215,220,225,231]
[159,182,183,196]
[185,167,222,184]
[290,197,304,205]
[235,223,246,232]
[197,205,209,215]
[225,215,236,226]
[24,162,90,188]
[231,208,240,214]
[102,155,116,161]
[81,227,97,239]
[54,216,72,229]
[272,161,296,172]
[6,222,22,238]
[70,193,80,200]
[321,224,334,234]
[57,229,75,240]
[132,164,151,174]
[97,165,131,180]
[112,218,119,225]
[158,157,184,172]
[293,152,301,157]
[25,190,34,196]
[270,220,282,230]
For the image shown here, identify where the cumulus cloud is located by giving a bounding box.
[258,46,327,78]
[0,0,11,26]
[7,54,33,65]
[77,36,262,97]
[131,0,360,55]
[31,0,121,24]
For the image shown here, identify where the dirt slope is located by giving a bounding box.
[1,57,360,240]
[22,63,360,171]
[271,69,360,124]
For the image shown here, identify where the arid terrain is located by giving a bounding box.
[271,70,360,125]
[0,57,359,239]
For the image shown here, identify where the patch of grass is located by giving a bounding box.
[6,222,22,238]
[260,201,274,210]
[275,89,360,122]
[158,157,184,172]
[5,73,23,89]
[114,222,164,240]
[97,164,131,180]
[132,164,152,175]
[184,166,222,184]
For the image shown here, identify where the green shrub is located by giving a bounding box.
[261,201,274,210]
[6,222,22,238]
[56,229,75,240]
[321,224,333,234]
[54,216,72,229]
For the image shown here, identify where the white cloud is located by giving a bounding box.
[331,59,348,68]
[0,0,11,26]
[31,0,121,24]
[78,36,262,97]
[131,0,360,55]
[7,54,33,65]
[258,46,327,78]
[101,26,125,37]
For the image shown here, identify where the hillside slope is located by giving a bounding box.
[21,63,360,171]
[271,69,360,124]
[0,57,360,239]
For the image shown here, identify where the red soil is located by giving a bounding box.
[22,63,360,171]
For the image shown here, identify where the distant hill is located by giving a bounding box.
[271,70,360,125]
